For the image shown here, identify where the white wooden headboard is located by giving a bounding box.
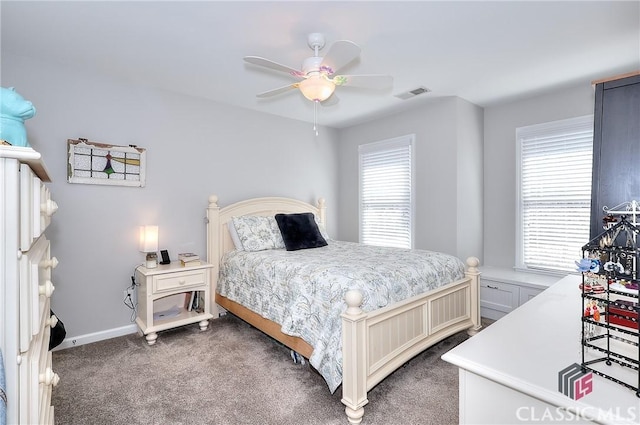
[206,195,326,267]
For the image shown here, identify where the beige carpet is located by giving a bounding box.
[52,314,476,425]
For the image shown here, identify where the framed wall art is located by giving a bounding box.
[67,139,146,187]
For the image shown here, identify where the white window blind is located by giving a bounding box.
[516,116,593,273]
[359,135,414,248]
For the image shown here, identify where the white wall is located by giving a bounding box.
[482,82,596,268]
[2,50,603,343]
[336,97,484,262]
[455,98,484,263]
[2,52,338,340]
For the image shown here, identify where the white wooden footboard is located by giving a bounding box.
[341,257,481,424]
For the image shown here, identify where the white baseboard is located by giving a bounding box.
[53,324,138,351]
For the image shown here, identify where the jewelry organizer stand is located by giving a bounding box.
[581,215,640,396]
[603,200,640,227]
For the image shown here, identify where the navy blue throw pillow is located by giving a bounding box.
[275,213,328,251]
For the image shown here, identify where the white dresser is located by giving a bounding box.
[0,145,59,425]
[443,275,640,425]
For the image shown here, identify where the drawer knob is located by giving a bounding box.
[47,314,59,328]
[179,279,186,285]
[40,368,60,386]
[40,257,59,269]
[39,280,55,298]
[41,199,58,217]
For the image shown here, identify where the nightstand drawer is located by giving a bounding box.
[153,269,206,293]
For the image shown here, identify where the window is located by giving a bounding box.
[516,115,593,273]
[359,135,414,248]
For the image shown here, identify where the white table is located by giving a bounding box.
[442,274,640,425]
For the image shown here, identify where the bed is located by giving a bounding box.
[206,195,481,424]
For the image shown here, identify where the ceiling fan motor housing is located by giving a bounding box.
[302,56,330,76]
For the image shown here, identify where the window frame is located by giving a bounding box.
[358,134,415,249]
[515,115,594,274]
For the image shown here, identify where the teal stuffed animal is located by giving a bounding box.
[0,87,36,147]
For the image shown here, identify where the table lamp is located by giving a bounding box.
[139,225,159,268]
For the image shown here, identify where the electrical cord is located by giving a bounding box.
[123,265,142,322]
[123,291,137,322]
[122,288,137,322]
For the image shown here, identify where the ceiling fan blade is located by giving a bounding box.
[334,74,393,90]
[256,83,299,98]
[244,56,302,77]
[321,40,361,74]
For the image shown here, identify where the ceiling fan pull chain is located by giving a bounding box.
[313,100,319,136]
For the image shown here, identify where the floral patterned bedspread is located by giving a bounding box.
[217,240,465,393]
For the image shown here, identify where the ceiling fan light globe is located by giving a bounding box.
[299,76,336,102]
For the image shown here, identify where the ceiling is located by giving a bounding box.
[1,1,639,129]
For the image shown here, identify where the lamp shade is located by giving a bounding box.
[139,225,158,253]
[299,75,336,102]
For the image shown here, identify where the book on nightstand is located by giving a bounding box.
[184,292,193,310]
[185,291,197,312]
[178,252,201,266]
[192,291,200,311]
[178,252,199,261]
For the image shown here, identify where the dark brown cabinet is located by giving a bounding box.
[590,73,640,239]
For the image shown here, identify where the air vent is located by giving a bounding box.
[395,86,432,100]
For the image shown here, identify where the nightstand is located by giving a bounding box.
[134,261,214,345]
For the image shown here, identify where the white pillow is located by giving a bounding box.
[231,215,285,251]
[315,215,330,241]
[227,221,244,251]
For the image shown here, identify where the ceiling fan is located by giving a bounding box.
[244,33,393,105]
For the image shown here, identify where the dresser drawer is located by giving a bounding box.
[153,269,207,293]
[480,279,519,315]
[38,180,56,235]
[19,164,57,251]
[19,309,58,425]
[19,163,36,250]
[39,351,56,425]
[19,236,57,353]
